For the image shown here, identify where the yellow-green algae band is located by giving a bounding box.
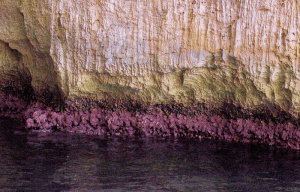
[71,51,298,117]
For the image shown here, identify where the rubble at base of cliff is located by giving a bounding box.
[0,91,300,150]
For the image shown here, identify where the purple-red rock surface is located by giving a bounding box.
[0,91,299,150]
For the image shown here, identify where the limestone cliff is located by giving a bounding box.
[1,0,300,114]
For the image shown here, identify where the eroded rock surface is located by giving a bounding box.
[0,0,300,114]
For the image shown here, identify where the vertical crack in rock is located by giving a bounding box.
[12,0,64,104]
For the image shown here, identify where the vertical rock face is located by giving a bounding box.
[0,0,300,112]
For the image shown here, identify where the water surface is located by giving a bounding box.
[0,118,300,191]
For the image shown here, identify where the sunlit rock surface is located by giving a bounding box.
[0,0,300,114]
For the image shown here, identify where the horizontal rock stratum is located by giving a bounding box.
[0,0,300,115]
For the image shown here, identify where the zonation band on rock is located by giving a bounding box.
[0,91,299,150]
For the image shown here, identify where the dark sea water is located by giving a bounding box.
[0,118,300,192]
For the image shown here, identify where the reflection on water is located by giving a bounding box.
[0,118,300,191]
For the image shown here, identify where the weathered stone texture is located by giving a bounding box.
[1,0,300,112]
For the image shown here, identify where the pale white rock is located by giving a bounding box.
[0,0,300,112]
